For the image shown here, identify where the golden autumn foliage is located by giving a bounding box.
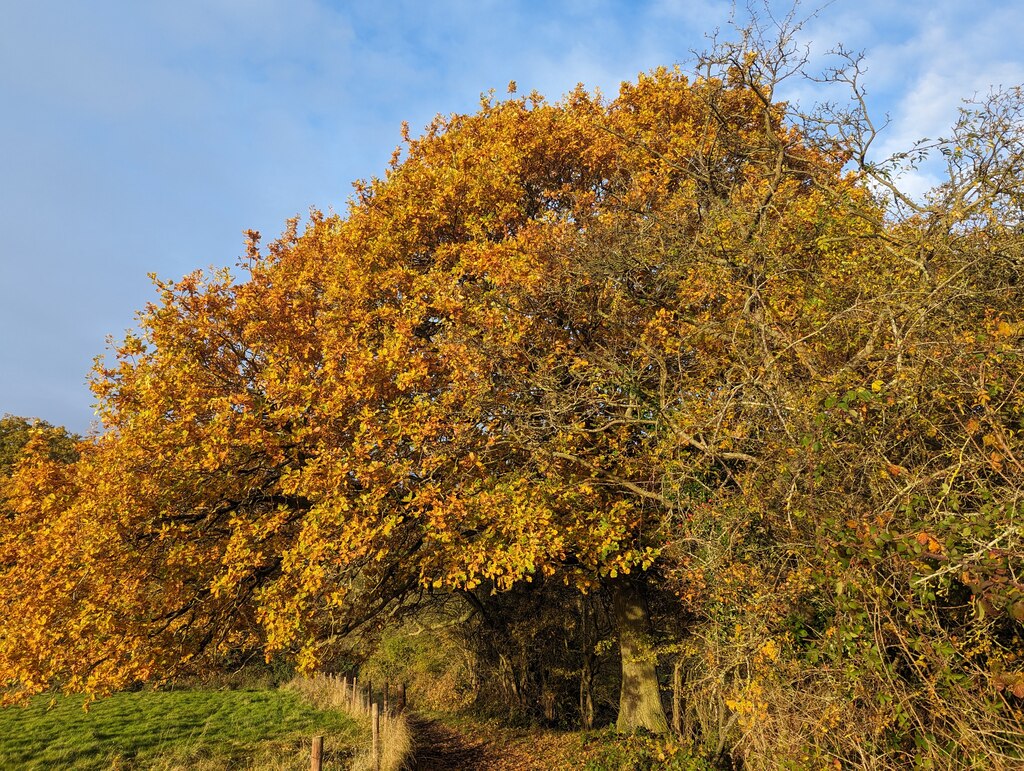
[1,19,1022,766]
[0,63,862,698]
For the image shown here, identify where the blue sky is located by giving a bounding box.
[3,0,1023,434]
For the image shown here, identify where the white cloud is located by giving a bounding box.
[3,0,1024,430]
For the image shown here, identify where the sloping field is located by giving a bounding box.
[0,688,360,769]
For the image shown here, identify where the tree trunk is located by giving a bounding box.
[579,595,595,730]
[580,653,595,730]
[611,576,669,733]
[498,652,522,709]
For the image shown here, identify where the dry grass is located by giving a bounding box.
[286,674,412,771]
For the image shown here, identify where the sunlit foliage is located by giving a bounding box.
[1,13,1022,766]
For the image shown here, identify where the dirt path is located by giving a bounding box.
[407,714,590,771]
[406,715,493,770]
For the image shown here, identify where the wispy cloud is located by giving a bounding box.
[2,0,1023,431]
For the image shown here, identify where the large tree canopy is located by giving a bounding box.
[1,63,855,695]
[2,34,1022,760]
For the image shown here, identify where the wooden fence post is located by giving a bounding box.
[383,681,390,715]
[397,682,406,713]
[372,702,381,771]
[311,735,324,771]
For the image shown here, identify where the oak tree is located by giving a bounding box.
[4,24,1020,755]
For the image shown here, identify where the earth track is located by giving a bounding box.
[406,713,588,770]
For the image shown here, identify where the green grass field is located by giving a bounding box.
[0,688,361,769]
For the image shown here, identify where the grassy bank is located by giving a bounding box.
[0,688,361,769]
